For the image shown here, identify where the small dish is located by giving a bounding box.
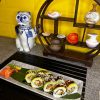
[42,32,50,37]
[57,34,66,39]
[47,11,61,19]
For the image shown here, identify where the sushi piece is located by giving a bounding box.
[67,83,78,94]
[25,73,36,83]
[44,73,55,82]
[53,86,67,98]
[31,77,44,88]
[56,79,65,85]
[26,69,36,74]
[65,80,74,86]
[55,76,65,86]
[37,69,48,77]
[37,68,48,73]
[44,76,55,82]
[44,81,56,93]
[37,69,53,79]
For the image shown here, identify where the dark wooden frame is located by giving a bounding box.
[36,0,100,67]
[94,0,100,5]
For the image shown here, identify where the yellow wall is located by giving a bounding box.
[0,0,34,38]
[0,0,100,52]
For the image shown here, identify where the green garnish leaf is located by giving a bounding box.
[11,71,25,82]
[20,68,29,73]
[8,64,15,68]
[23,80,31,86]
[38,86,44,91]
[62,93,81,99]
[11,68,29,82]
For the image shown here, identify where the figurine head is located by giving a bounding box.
[16,11,31,26]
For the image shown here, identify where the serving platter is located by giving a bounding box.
[0,60,83,100]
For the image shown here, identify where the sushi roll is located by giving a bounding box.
[26,69,36,74]
[53,86,67,98]
[37,68,48,74]
[44,73,55,82]
[25,73,36,83]
[65,80,74,86]
[37,69,53,80]
[31,77,44,88]
[37,69,48,77]
[44,81,56,93]
[67,83,78,94]
[56,79,65,85]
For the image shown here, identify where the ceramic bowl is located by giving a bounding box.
[47,11,61,19]
[86,40,99,48]
[42,32,50,37]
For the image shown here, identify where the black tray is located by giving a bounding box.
[0,52,87,100]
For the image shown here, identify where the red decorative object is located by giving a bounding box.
[67,33,78,44]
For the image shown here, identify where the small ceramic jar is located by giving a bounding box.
[86,33,99,48]
[85,4,100,25]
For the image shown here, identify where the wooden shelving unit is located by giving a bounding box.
[40,15,74,22]
[36,0,100,67]
[43,47,93,67]
[74,23,100,30]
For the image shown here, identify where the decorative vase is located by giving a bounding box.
[85,4,100,26]
[86,33,99,48]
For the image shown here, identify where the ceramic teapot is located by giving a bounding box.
[85,4,100,25]
[49,38,61,52]
[86,33,99,48]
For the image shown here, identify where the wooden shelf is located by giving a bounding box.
[41,15,74,22]
[41,15,100,29]
[40,33,99,50]
[43,48,93,67]
[74,23,100,30]
[65,42,99,50]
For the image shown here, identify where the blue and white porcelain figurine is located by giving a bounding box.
[15,11,37,52]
